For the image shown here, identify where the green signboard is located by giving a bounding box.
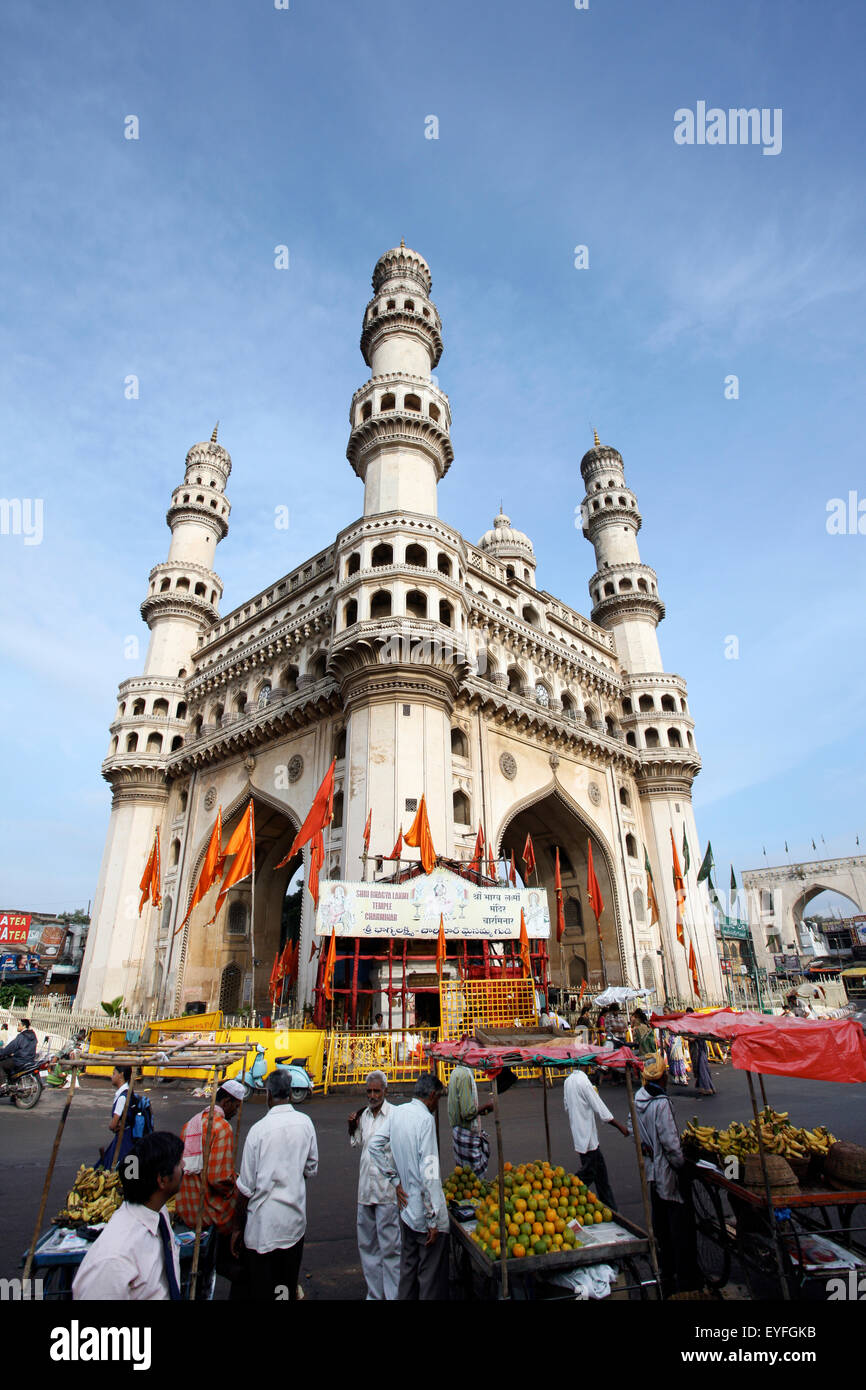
[719,918,750,940]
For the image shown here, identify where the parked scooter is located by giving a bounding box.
[239,1044,314,1103]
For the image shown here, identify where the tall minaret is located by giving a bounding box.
[580,435,722,1000]
[76,430,232,1010]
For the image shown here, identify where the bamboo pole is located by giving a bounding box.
[746,1069,791,1300]
[22,1063,82,1282]
[541,1067,552,1165]
[189,1062,222,1300]
[491,1075,509,1299]
[624,1062,662,1297]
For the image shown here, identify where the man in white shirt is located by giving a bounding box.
[562,1064,628,1213]
[348,1069,400,1300]
[232,1068,318,1301]
[73,1131,184,1300]
[368,1072,450,1300]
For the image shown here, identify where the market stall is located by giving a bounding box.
[428,1036,660,1301]
[652,1008,866,1299]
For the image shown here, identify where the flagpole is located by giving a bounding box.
[250,816,257,1025]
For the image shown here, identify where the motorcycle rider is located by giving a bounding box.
[0,1017,38,1089]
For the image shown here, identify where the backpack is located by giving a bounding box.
[128,1092,155,1139]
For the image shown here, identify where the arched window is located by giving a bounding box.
[233,692,247,715]
[176,702,187,719]
[219,962,241,1011]
[565,898,582,930]
[334,729,347,760]
[133,698,145,716]
[404,393,422,412]
[195,582,206,596]
[371,543,393,567]
[625,834,638,859]
[213,704,225,723]
[380,393,396,412]
[451,727,469,758]
[344,599,358,627]
[227,902,247,937]
[439,600,453,627]
[110,736,118,755]
[687,731,694,747]
[667,727,682,747]
[638,695,655,712]
[507,667,525,696]
[645,728,660,748]
[453,790,470,825]
[626,732,637,747]
[622,697,633,715]
[506,565,515,581]
[641,956,657,993]
[603,583,614,597]
[637,578,648,592]
[361,401,372,421]
[522,606,540,626]
[584,704,598,727]
[619,786,630,808]
[153,698,169,717]
[346,552,361,576]
[160,578,171,592]
[404,299,415,312]
[282,665,298,694]
[332,792,344,829]
[618,579,632,591]
[170,735,183,751]
[429,403,441,421]
[176,577,190,592]
[555,847,575,876]
[437,552,451,576]
[193,716,203,738]
[661,694,676,712]
[633,887,645,920]
[257,683,272,709]
[179,790,188,812]
[309,653,328,682]
[170,838,181,867]
[146,732,163,753]
[535,682,550,707]
[405,543,427,567]
[561,694,576,720]
[406,590,427,619]
[605,715,617,736]
[125,733,138,752]
[569,954,587,987]
[370,589,392,620]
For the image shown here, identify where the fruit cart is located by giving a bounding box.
[428,1036,661,1301]
[652,1008,866,1301]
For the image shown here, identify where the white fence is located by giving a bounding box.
[1,999,148,1052]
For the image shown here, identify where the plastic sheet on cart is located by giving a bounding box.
[651,1008,866,1083]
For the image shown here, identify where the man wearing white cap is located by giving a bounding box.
[348,1071,401,1300]
[176,1078,245,1295]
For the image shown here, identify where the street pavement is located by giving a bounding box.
[2,1057,865,1300]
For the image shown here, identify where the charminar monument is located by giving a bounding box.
[77,244,723,1017]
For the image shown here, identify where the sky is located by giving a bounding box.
[1,0,864,914]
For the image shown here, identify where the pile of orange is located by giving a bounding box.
[469,1159,613,1261]
[443,1166,489,1206]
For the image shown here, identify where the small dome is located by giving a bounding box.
[185,424,232,477]
[580,436,623,481]
[477,511,535,561]
[372,244,432,296]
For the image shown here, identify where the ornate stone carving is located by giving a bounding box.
[204,786,217,811]
[288,754,304,783]
[588,781,602,806]
[499,751,517,780]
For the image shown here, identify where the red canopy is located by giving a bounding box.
[652,1009,866,1084]
[428,1039,642,1071]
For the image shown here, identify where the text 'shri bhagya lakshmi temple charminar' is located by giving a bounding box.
[78,244,722,1019]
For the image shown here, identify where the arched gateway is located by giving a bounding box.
[78,245,722,1013]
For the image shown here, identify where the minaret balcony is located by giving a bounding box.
[590,590,665,628]
[346,409,454,480]
[360,304,443,369]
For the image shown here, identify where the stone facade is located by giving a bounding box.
[77,246,723,1015]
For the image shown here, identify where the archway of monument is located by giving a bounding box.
[191,791,302,1016]
[792,886,864,958]
[497,790,624,996]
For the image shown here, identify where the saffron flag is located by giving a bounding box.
[587,841,604,924]
[554,847,566,945]
[275,758,336,868]
[139,829,162,915]
[697,841,714,884]
[268,951,281,1003]
[307,829,325,908]
[487,845,497,881]
[363,809,372,853]
[508,851,517,887]
[390,828,404,860]
[518,908,532,977]
[670,828,686,946]
[522,833,536,878]
[578,979,587,1002]
[682,828,691,876]
[323,928,337,1003]
[178,809,225,932]
[405,795,436,874]
[688,939,701,998]
[210,800,255,923]
[644,847,660,926]
[469,823,484,873]
[436,913,447,977]
[308,935,318,963]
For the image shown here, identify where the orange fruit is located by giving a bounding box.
[513,1243,526,1258]
[507,1223,519,1237]
[504,1162,512,1172]
[514,1198,527,1213]
[554,1219,566,1233]
[532,1221,544,1237]
[545,1209,558,1224]
[543,1221,555,1235]
[594,1211,603,1223]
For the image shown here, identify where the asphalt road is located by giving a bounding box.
[3,1058,865,1300]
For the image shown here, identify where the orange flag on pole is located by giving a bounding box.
[670,828,686,946]
[522,834,536,878]
[469,823,484,873]
[436,913,447,977]
[363,809,372,853]
[178,809,225,933]
[390,828,404,860]
[508,851,517,887]
[518,908,532,977]
[307,829,325,908]
[688,939,701,998]
[404,794,436,874]
[323,928,337,1003]
[554,846,566,945]
[587,840,605,924]
[268,951,281,1003]
[578,979,587,1002]
[210,800,255,923]
[275,758,336,868]
[487,845,497,881]
[139,829,162,915]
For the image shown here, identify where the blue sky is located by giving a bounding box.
[1,0,864,914]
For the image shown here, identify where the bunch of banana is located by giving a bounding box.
[683,1118,722,1153]
[54,1164,123,1227]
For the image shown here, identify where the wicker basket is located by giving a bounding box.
[824,1141,866,1191]
[742,1153,799,1193]
[785,1153,811,1182]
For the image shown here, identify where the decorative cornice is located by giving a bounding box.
[188,600,332,691]
[466,601,621,695]
[165,501,228,541]
[458,678,642,771]
[166,684,343,775]
[742,856,866,887]
[141,592,219,628]
[590,592,665,628]
[346,412,453,479]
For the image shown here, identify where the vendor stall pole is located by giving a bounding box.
[22,1063,81,1284]
[623,1063,661,1295]
[542,1069,552,1165]
[745,1069,791,1301]
[491,1076,509,1299]
[110,1064,142,1171]
[189,1063,221,1300]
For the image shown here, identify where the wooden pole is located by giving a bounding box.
[758,1074,769,1109]
[250,830,257,1025]
[542,1066,552,1165]
[491,1074,509,1299]
[624,1062,662,1296]
[189,1063,221,1300]
[746,1069,791,1300]
[22,1063,82,1282]
[110,1065,141,1171]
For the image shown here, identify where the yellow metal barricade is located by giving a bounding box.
[324,1028,439,1093]
[438,977,540,1080]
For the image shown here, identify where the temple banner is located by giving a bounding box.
[315,867,551,940]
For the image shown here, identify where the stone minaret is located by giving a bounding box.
[76,430,231,1009]
[580,435,722,999]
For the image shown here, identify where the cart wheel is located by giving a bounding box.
[739,1232,793,1301]
[692,1182,731,1289]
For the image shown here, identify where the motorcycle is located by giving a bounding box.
[239,1043,314,1103]
[0,1057,45,1109]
